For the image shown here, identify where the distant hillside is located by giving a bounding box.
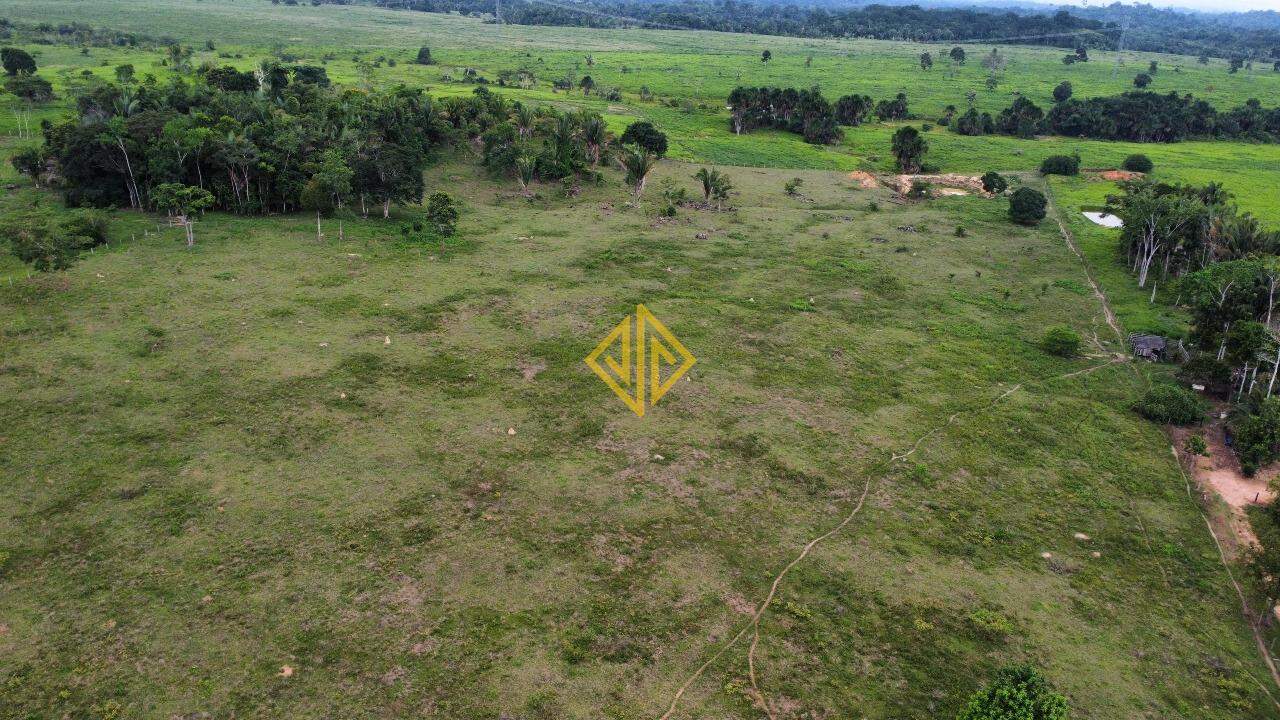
[335,0,1280,59]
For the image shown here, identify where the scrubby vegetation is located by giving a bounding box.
[1134,384,1206,425]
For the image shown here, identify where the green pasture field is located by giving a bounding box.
[1,1,1279,718]
[1,154,1273,719]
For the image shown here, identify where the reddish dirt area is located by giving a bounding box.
[846,170,878,189]
[1091,169,1145,182]
[888,173,990,196]
[1172,417,1276,554]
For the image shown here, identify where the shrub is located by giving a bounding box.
[784,177,803,196]
[1039,154,1079,176]
[957,665,1067,720]
[1039,326,1080,357]
[1134,384,1206,425]
[1184,435,1208,456]
[1008,187,1047,225]
[1122,154,1153,173]
[980,171,1008,194]
[60,209,111,245]
[907,180,931,199]
[1234,397,1280,475]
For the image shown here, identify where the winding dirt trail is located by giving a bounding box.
[656,187,1280,719]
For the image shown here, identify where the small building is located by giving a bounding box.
[1129,334,1187,362]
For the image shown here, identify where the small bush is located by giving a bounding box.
[1040,326,1080,357]
[784,177,804,196]
[1134,384,1205,425]
[1184,435,1208,456]
[1039,154,1080,176]
[957,665,1067,720]
[1122,154,1153,173]
[1009,187,1047,226]
[980,171,1008,194]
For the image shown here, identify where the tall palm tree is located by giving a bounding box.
[693,167,716,202]
[581,116,606,166]
[617,145,657,203]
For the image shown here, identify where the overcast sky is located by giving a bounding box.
[1048,0,1279,10]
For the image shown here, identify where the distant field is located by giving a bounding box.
[7,0,1280,223]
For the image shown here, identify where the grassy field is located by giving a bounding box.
[2,155,1273,719]
[1,1,1279,718]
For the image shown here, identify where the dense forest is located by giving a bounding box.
[316,0,1280,59]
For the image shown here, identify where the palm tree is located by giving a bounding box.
[514,105,536,139]
[515,154,535,194]
[693,167,716,203]
[581,115,606,166]
[618,145,657,203]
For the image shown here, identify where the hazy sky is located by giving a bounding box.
[1049,0,1279,10]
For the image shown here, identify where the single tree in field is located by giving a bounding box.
[1148,60,1159,74]
[619,121,667,158]
[957,665,1068,720]
[1134,72,1152,88]
[1008,187,1047,226]
[949,46,966,65]
[1075,46,1089,62]
[919,52,933,71]
[694,167,717,203]
[579,75,594,96]
[152,183,215,247]
[617,145,657,204]
[115,64,135,85]
[415,47,434,65]
[424,191,460,254]
[761,50,771,63]
[890,126,927,174]
[1052,81,1072,102]
[710,173,732,210]
[1,47,36,76]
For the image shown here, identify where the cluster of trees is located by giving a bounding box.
[952,90,1280,143]
[1107,180,1280,471]
[479,102,668,199]
[726,87,913,144]
[1,47,53,104]
[725,86,842,144]
[24,61,451,218]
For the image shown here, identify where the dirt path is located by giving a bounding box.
[1172,419,1277,553]
[657,187,1280,718]
[1045,189,1280,701]
[657,359,1123,720]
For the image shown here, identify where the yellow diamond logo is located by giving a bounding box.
[585,304,696,417]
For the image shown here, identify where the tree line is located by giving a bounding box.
[347,1,1120,51]
[725,86,910,144]
[950,91,1280,143]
